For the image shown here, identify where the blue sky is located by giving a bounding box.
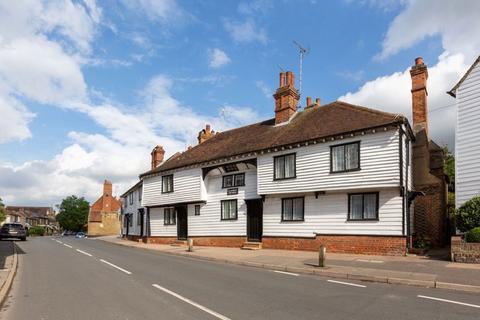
[0,0,478,205]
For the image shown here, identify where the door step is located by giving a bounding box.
[241,242,262,250]
[171,240,187,247]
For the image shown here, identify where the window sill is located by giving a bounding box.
[161,191,174,194]
[281,219,305,222]
[273,176,297,181]
[221,218,238,221]
[347,218,379,222]
[330,168,361,174]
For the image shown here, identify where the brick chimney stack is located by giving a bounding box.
[150,145,165,169]
[102,179,112,211]
[410,57,429,134]
[198,124,216,144]
[273,71,299,124]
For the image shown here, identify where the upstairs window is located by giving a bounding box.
[164,208,176,225]
[282,197,304,221]
[138,186,142,201]
[129,193,133,205]
[221,200,238,220]
[331,142,360,173]
[274,153,296,180]
[162,175,174,193]
[222,173,245,188]
[348,193,379,221]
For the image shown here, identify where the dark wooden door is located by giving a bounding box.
[247,199,263,242]
[176,206,188,240]
[139,209,144,237]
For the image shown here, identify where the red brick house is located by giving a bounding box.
[87,180,122,236]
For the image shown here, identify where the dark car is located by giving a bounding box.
[0,223,27,241]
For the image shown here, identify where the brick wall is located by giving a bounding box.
[413,185,447,247]
[451,236,480,263]
[87,212,121,236]
[146,236,246,248]
[262,235,407,256]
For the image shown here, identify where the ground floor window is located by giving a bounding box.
[164,208,176,225]
[194,204,201,216]
[348,192,379,221]
[221,199,238,220]
[282,197,304,221]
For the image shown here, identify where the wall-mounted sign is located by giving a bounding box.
[227,188,238,195]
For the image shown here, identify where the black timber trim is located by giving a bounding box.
[146,200,206,209]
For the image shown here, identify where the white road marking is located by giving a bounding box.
[327,280,366,288]
[63,244,73,248]
[418,295,480,309]
[273,270,299,276]
[56,240,63,244]
[76,249,93,257]
[357,259,384,264]
[100,259,132,275]
[152,284,231,320]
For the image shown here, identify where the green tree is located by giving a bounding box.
[56,195,89,232]
[443,146,455,188]
[0,198,6,222]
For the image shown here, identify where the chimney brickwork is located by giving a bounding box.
[410,57,429,134]
[198,124,216,144]
[150,145,165,169]
[102,179,112,211]
[273,71,299,124]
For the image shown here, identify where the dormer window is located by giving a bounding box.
[162,175,174,193]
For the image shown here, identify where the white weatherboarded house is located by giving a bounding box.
[448,56,480,208]
[140,70,416,255]
[120,180,146,239]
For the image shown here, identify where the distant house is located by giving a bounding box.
[4,206,58,233]
[119,180,146,240]
[448,55,480,208]
[87,180,121,236]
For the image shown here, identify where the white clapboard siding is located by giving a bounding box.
[149,207,177,236]
[257,129,400,195]
[142,168,204,207]
[263,188,403,237]
[456,61,480,207]
[188,170,260,236]
[121,187,144,236]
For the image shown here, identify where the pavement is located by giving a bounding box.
[100,236,480,292]
[0,241,17,306]
[1,237,479,320]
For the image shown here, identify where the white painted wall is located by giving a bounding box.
[121,185,145,236]
[456,62,480,208]
[257,129,401,195]
[142,168,204,207]
[263,188,403,237]
[149,207,177,236]
[188,169,260,236]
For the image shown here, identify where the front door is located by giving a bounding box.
[139,209,144,237]
[176,206,188,240]
[246,199,263,242]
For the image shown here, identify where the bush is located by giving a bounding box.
[465,227,480,243]
[455,196,480,232]
[28,226,45,236]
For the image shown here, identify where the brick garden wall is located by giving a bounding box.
[145,236,246,248]
[451,236,480,263]
[262,235,407,256]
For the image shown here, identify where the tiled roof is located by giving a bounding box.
[141,101,407,176]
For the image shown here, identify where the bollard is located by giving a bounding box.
[187,238,194,252]
[319,245,326,267]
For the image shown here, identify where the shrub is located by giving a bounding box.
[28,226,45,236]
[465,227,480,243]
[455,196,480,232]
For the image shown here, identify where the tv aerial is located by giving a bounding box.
[293,40,309,97]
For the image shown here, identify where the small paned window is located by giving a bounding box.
[221,200,238,220]
[164,208,176,225]
[222,173,245,188]
[274,154,296,180]
[281,197,304,221]
[348,193,379,221]
[162,175,174,193]
[331,142,360,173]
[194,205,201,216]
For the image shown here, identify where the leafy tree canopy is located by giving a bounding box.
[456,196,480,232]
[443,146,455,186]
[0,198,5,222]
[56,195,89,232]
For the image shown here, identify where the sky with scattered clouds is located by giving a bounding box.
[0,0,478,206]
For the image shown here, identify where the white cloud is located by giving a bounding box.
[0,87,35,143]
[255,80,272,99]
[339,53,467,148]
[121,0,182,23]
[224,19,268,44]
[208,48,231,68]
[378,0,480,61]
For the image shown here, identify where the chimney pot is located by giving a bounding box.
[415,57,423,65]
[279,72,286,87]
[410,57,429,135]
[198,124,216,144]
[315,98,320,106]
[306,96,312,106]
[286,71,293,86]
[273,70,299,124]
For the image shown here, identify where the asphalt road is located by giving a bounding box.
[1,237,479,320]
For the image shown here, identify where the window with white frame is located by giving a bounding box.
[331,141,360,173]
[162,175,173,193]
[348,193,378,221]
[274,153,296,180]
[281,197,304,221]
[221,200,238,220]
[164,208,176,225]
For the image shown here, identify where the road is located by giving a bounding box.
[1,237,479,320]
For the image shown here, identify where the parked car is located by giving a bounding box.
[0,223,27,241]
[75,232,87,239]
[62,230,76,236]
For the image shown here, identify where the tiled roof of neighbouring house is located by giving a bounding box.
[141,100,407,176]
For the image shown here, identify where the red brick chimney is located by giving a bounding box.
[150,145,165,169]
[410,57,429,134]
[273,71,299,124]
[197,124,216,144]
[102,180,112,211]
